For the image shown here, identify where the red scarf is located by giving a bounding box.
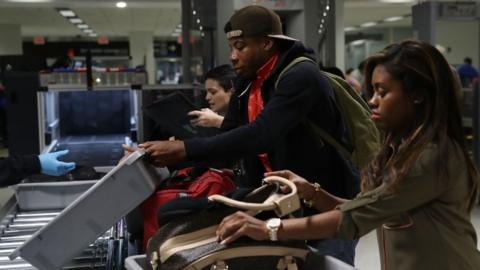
[247,54,278,172]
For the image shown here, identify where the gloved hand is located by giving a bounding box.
[38,150,76,176]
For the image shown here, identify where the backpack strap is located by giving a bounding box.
[274,57,353,160]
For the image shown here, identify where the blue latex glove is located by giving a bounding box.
[38,150,76,176]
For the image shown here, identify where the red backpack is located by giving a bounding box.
[140,167,236,251]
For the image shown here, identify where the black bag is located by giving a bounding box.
[146,176,310,270]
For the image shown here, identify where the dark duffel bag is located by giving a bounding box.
[146,176,309,270]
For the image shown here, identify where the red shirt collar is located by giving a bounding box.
[256,53,279,81]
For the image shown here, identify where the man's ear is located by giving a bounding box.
[411,92,425,105]
[263,38,275,51]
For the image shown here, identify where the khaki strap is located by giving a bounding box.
[209,176,300,217]
[159,225,218,263]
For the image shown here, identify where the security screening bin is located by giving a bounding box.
[9,150,169,270]
[13,180,97,211]
[124,254,358,270]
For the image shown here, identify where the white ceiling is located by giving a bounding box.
[0,0,455,39]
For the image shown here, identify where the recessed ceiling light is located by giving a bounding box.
[83,29,93,33]
[69,18,83,24]
[58,9,75,17]
[360,21,378,28]
[77,24,89,29]
[116,1,127,8]
[344,27,357,32]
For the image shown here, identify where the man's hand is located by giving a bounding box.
[138,140,187,167]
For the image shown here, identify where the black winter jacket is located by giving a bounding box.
[0,155,40,187]
[185,41,356,198]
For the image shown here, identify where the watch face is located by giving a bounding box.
[267,218,281,229]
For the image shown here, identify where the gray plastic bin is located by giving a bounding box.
[9,150,168,270]
[125,255,149,270]
[13,180,97,211]
[124,253,357,270]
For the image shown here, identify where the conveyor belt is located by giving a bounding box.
[56,134,126,167]
[0,210,124,269]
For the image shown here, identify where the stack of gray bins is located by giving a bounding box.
[1,150,166,270]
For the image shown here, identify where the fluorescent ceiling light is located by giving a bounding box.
[6,0,51,2]
[344,27,357,32]
[77,24,89,29]
[83,29,93,33]
[171,32,180,37]
[381,0,414,3]
[351,40,366,46]
[69,18,83,24]
[59,10,76,17]
[384,16,404,22]
[116,2,127,8]
[360,21,378,28]
[89,33,98,37]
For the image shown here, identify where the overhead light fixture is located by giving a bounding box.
[344,27,356,32]
[77,24,89,29]
[360,21,378,28]
[351,40,366,46]
[58,9,75,17]
[83,29,93,33]
[89,33,98,37]
[171,32,180,37]
[199,26,203,31]
[69,18,83,24]
[7,0,51,3]
[116,1,127,8]
[196,18,200,24]
[383,16,404,22]
[192,10,196,15]
[380,0,414,3]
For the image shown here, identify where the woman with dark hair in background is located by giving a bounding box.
[216,39,480,270]
[188,64,236,128]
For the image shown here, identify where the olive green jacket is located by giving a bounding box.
[336,141,480,270]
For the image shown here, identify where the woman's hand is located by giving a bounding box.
[265,170,316,200]
[216,211,269,245]
[188,108,224,128]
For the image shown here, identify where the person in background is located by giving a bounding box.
[0,150,76,186]
[129,5,359,265]
[345,68,362,94]
[457,57,479,87]
[188,64,236,128]
[216,39,480,270]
